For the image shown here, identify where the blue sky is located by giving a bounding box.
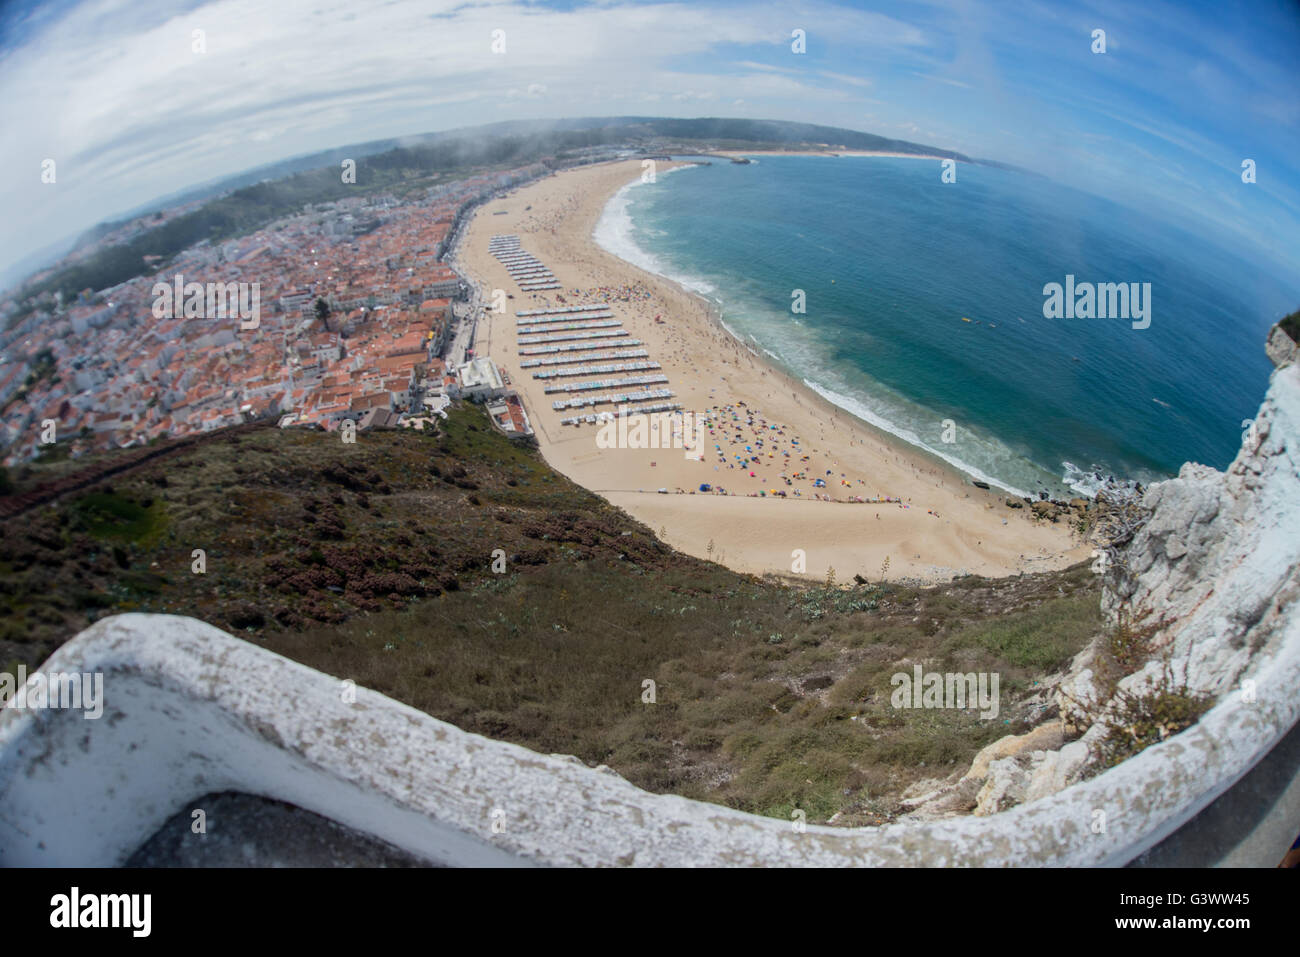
[1,0,1298,286]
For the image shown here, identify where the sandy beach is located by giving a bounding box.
[457,159,1087,582]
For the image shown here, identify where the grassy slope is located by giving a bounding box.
[0,404,1100,823]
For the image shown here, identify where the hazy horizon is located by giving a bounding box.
[2,0,1298,291]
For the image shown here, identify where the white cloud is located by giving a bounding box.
[818,70,873,88]
[0,0,1295,282]
[911,71,971,89]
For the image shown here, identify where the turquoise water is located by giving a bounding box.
[595,156,1296,497]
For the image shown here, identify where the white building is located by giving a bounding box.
[456,357,504,401]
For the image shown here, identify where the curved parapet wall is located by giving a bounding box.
[2,601,1297,867]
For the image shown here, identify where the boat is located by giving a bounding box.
[961,317,972,323]
[972,480,991,490]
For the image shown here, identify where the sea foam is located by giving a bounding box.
[594,167,716,296]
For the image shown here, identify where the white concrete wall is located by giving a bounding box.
[2,603,1296,867]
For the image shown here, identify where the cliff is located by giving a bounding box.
[904,319,1300,821]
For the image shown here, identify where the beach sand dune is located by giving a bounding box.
[458,159,1087,583]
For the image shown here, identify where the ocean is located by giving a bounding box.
[595,155,1298,498]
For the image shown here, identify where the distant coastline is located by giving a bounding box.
[710,149,963,162]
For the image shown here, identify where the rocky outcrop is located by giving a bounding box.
[1265,320,1297,369]
[907,322,1300,820]
[1006,494,1093,523]
[1102,339,1300,698]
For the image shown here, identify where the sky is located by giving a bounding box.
[1,0,1298,286]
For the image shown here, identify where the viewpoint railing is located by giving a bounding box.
[2,609,1296,867]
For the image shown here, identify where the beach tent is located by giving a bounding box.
[699,484,712,492]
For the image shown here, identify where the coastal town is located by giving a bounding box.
[0,162,555,466]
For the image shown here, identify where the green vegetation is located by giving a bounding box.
[953,593,1098,672]
[32,442,71,464]
[1280,308,1300,345]
[1090,664,1213,770]
[70,490,165,545]
[0,403,689,663]
[269,558,1099,824]
[1057,607,1208,773]
[0,402,1102,824]
[1098,608,1168,682]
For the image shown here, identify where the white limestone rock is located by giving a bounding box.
[1266,323,1297,369]
[932,361,1300,819]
